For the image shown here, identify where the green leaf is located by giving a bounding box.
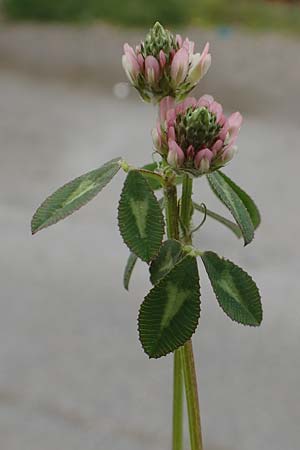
[216,171,261,229]
[193,202,242,239]
[118,170,165,262]
[138,256,200,358]
[123,252,138,291]
[31,157,121,234]
[207,171,254,245]
[201,251,262,326]
[150,239,183,285]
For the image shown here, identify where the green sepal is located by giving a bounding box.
[123,252,138,291]
[207,171,255,245]
[193,202,242,239]
[31,157,121,235]
[201,251,262,326]
[118,170,165,263]
[138,255,201,358]
[149,239,183,285]
[140,162,184,191]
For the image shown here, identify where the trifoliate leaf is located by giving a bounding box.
[150,239,183,285]
[31,157,121,234]
[123,252,138,291]
[118,170,165,262]
[216,171,261,229]
[138,256,200,358]
[207,171,254,245]
[201,251,262,326]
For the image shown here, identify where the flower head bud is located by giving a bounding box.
[122,22,211,103]
[143,21,175,58]
[153,95,242,175]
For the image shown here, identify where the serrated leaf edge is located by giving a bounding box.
[138,256,201,358]
[201,252,263,327]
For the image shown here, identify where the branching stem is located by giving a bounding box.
[164,173,203,450]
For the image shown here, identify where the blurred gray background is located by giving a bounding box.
[0,4,300,450]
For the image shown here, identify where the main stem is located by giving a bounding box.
[180,174,203,450]
[164,183,183,450]
[165,175,203,450]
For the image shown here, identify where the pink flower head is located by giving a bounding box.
[122,22,212,102]
[154,94,243,173]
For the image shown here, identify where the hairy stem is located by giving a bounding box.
[164,183,183,450]
[180,174,203,450]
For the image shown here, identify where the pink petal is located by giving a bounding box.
[222,146,237,163]
[123,43,136,58]
[167,126,176,141]
[170,48,189,86]
[199,42,210,64]
[167,140,185,168]
[194,148,213,171]
[209,101,223,123]
[211,139,224,155]
[159,50,167,69]
[166,108,176,127]
[183,38,195,58]
[151,127,161,149]
[186,145,195,159]
[145,55,160,84]
[197,94,214,108]
[176,34,183,48]
[182,97,197,111]
[159,97,175,123]
[228,112,243,129]
[219,122,229,141]
[137,53,144,70]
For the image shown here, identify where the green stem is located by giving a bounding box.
[164,182,183,450]
[180,174,203,450]
[172,349,184,450]
[164,183,180,240]
[182,341,203,450]
[180,174,193,242]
